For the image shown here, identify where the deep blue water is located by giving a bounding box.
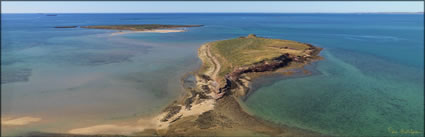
[1,13,424,136]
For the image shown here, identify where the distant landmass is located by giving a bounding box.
[80,24,203,31]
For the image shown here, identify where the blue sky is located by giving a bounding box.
[2,1,424,13]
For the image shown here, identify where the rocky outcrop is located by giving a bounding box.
[217,47,322,97]
[228,54,292,81]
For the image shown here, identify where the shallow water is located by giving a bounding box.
[1,13,424,136]
[1,14,205,135]
[245,49,424,136]
[243,14,424,136]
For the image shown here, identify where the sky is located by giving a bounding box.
[1,1,424,13]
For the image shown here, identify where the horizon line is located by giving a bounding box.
[2,11,424,14]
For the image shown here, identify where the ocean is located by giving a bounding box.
[1,13,423,136]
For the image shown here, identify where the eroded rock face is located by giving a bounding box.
[217,47,322,98]
[228,54,292,81]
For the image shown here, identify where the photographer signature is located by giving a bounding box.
[388,127,422,135]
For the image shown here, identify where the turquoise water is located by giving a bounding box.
[245,49,424,136]
[1,13,423,136]
[242,14,424,136]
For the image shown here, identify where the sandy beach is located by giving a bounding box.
[110,29,185,36]
[1,116,42,126]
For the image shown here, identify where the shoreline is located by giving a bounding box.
[109,29,186,36]
[53,24,203,36]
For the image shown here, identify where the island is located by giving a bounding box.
[49,24,204,34]
[54,26,78,28]
[80,24,203,31]
[147,34,324,136]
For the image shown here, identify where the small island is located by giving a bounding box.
[54,26,78,28]
[49,24,204,34]
[80,24,203,31]
[146,34,324,136]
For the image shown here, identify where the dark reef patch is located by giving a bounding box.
[64,53,134,66]
[1,68,32,84]
[1,58,24,66]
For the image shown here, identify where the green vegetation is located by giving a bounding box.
[81,24,203,31]
[209,34,314,77]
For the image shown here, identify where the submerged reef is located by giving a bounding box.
[1,68,32,84]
